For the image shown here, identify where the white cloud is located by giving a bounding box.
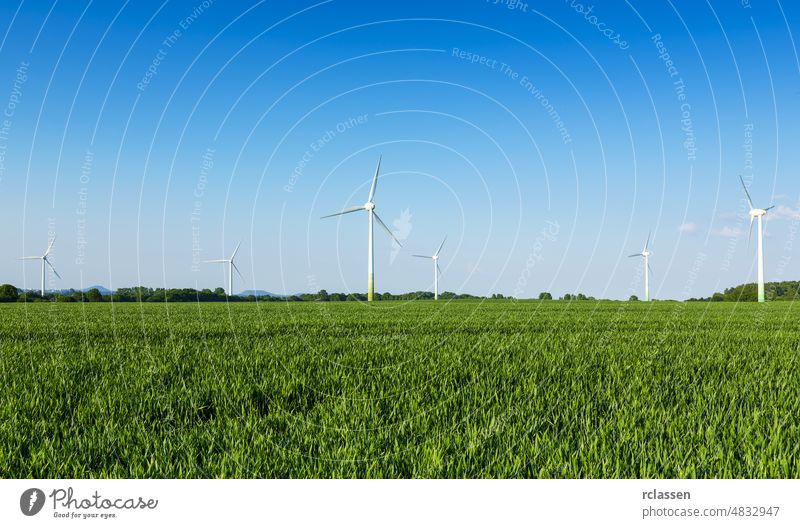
[771,205,800,221]
[718,211,745,221]
[678,223,697,234]
[712,226,743,237]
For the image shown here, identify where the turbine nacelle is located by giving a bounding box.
[364,202,375,212]
[749,208,767,217]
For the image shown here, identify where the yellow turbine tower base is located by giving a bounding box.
[368,274,374,302]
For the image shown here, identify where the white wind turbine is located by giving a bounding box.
[628,232,652,301]
[322,156,401,302]
[204,242,243,296]
[19,235,61,297]
[740,175,774,303]
[413,236,446,300]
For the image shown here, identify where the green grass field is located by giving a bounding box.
[1,300,798,478]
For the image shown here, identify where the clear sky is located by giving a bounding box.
[0,0,799,299]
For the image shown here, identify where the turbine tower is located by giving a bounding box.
[19,235,61,297]
[413,236,446,300]
[204,242,242,296]
[628,232,652,301]
[740,176,774,303]
[322,156,401,302]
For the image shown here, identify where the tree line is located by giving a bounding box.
[5,281,795,303]
[686,281,800,302]
[0,285,490,303]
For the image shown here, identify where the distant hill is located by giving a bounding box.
[237,290,284,298]
[81,285,112,295]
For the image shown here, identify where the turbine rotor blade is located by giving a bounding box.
[412,254,432,259]
[748,216,754,246]
[373,212,401,246]
[204,259,228,263]
[648,263,654,276]
[231,261,244,280]
[765,205,775,212]
[437,263,442,276]
[44,235,56,257]
[230,241,241,261]
[367,156,381,202]
[435,236,446,257]
[739,175,754,209]
[44,258,61,280]
[644,231,651,252]
[18,256,40,260]
[628,253,642,258]
[321,205,364,219]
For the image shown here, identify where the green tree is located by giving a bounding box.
[538,292,552,300]
[85,288,103,302]
[628,295,639,301]
[0,284,19,302]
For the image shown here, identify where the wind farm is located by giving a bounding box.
[2,0,800,490]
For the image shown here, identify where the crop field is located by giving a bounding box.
[1,300,798,478]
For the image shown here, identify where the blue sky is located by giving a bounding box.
[0,0,799,299]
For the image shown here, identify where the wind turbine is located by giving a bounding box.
[204,242,242,296]
[413,236,446,300]
[628,232,652,301]
[322,156,401,302]
[740,175,774,303]
[19,235,61,297]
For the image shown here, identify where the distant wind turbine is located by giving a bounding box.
[628,232,652,301]
[740,176,774,303]
[322,156,401,302]
[19,235,61,297]
[204,242,242,296]
[413,236,446,300]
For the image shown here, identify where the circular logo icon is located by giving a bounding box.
[20,488,45,516]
